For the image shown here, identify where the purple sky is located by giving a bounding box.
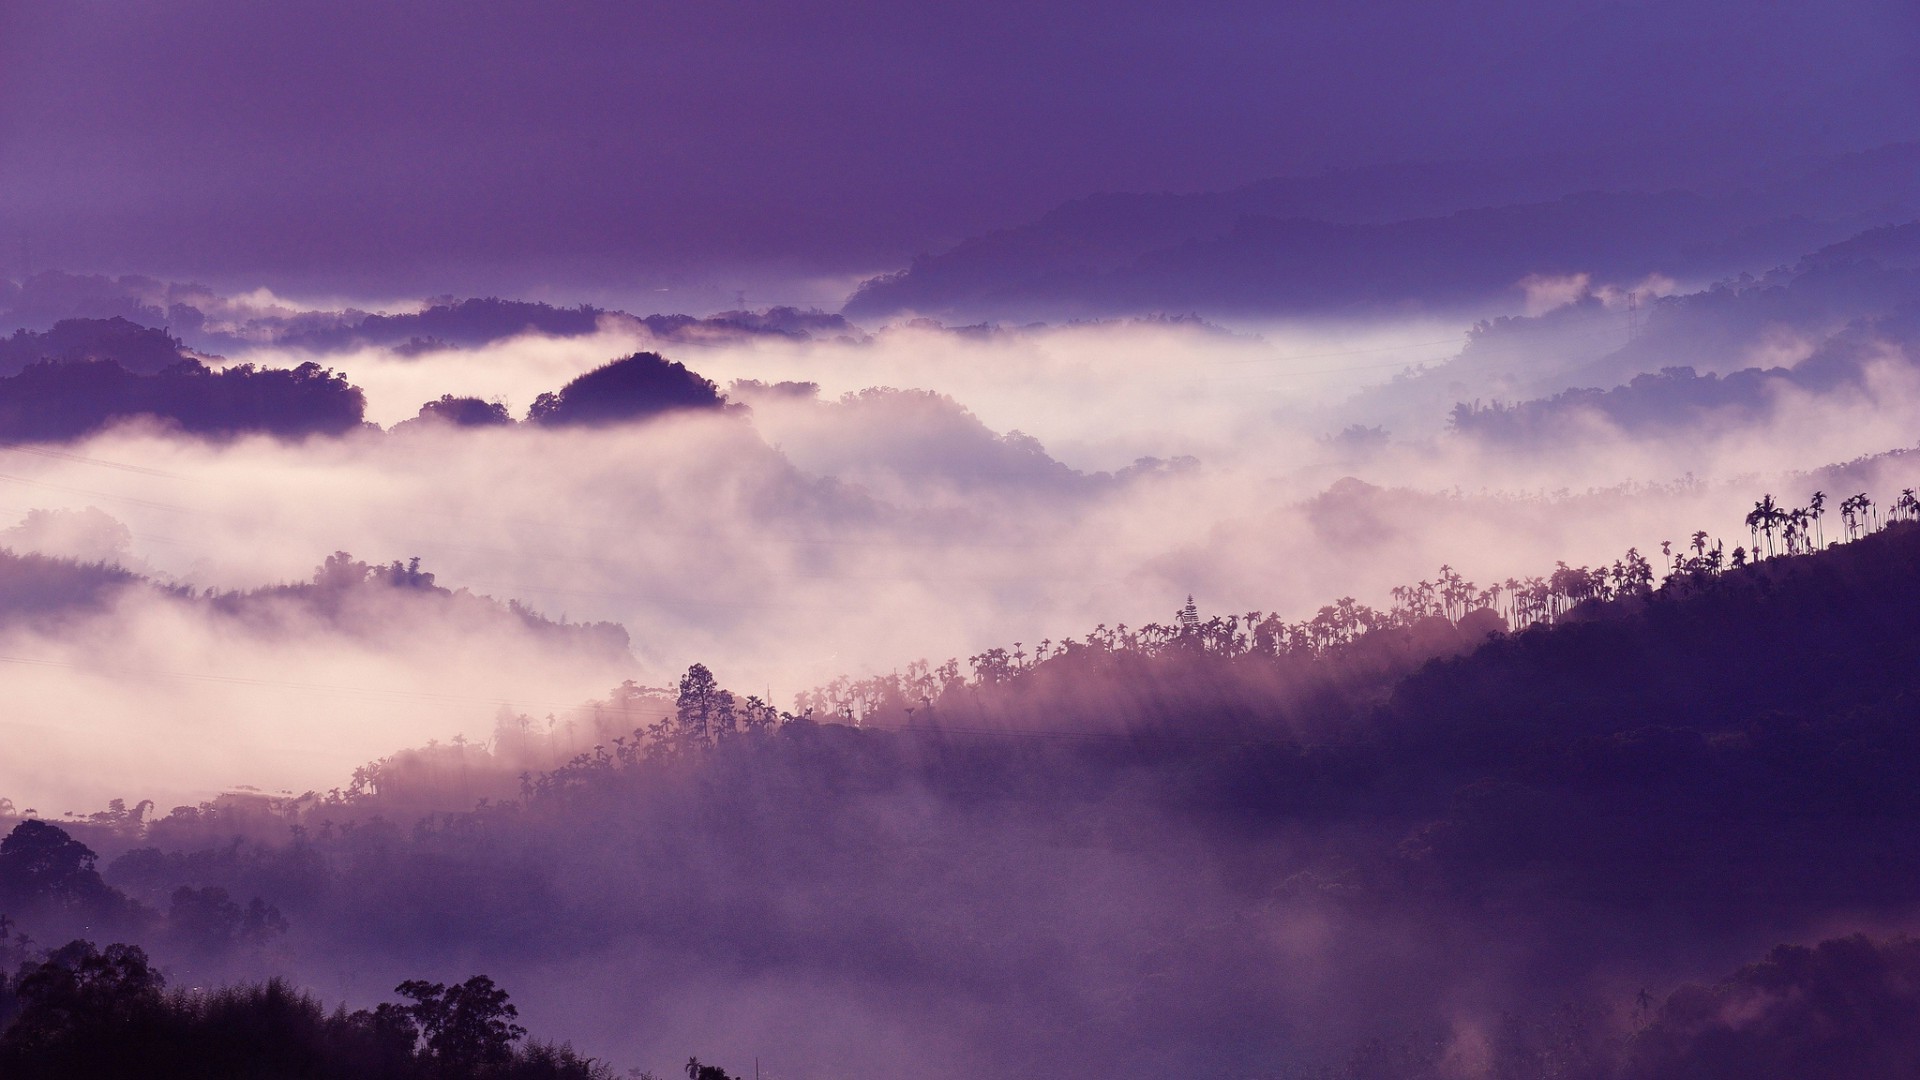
[2,0,1915,305]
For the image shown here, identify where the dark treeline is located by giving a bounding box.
[210,552,632,658]
[0,333,735,444]
[373,352,736,432]
[0,935,618,1079]
[0,548,142,621]
[795,480,1894,729]
[0,356,366,442]
[10,502,1920,1075]
[0,274,863,355]
[257,298,862,355]
[524,352,732,428]
[0,317,193,377]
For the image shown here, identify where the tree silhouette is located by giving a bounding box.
[394,975,527,1072]
[0,822,117,912]
[686,1058,738,1080]
[1746,495,1784,558]
[526,353,729,427]
[0,941,164,1069]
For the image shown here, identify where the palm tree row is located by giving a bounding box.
[797,481,1920,725]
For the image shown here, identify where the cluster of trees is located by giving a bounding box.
[0,819,282,965]
[1732,487,1918,559]
[268,297,859,355]
[0,938,610,1079]
[0,356,366,442]
[0,548,141,623]
[0,546,631,661]
[0,313,739,445]
[0,318,190,377]
[524,353,732,428]
[212,551,631,658]
[796,480,1920,728]
[1446,360,1855,442]
[384,353,737,433]
[0,280,861,357]
[9,514,1920,1076]
[13,466,1920,1075]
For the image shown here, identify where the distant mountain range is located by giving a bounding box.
[0,287,866,358]
[844,143,1920,321]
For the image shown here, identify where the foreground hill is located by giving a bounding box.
[4,511,1918,1077]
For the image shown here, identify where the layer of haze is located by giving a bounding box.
[8,293,1920,812]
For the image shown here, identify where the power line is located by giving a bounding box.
[0,443,179,477]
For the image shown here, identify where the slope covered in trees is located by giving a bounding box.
[0,547,629,658]
[525,353,733,427]
[0,318,197,377]
[3,500,1917,1076]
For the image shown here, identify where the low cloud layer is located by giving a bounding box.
[0,262,1915,814]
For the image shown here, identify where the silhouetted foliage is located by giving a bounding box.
[38,479,1920,1078]
[526,353,730,427]
[0,318,193,376]
[0,545,630,659]
[0,357,365,442]
[208,551,630,658]
[165,885,286,958]
[396,395,516,430]
[0,941,610,1079]
[394,975,527,1072]
[684,1058,737,1080]
[0,822,123,919]
[0,549,141,622]
[260,298,863,356]
[277,298,605,353]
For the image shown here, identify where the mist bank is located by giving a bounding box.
[1351,220,1920,439]
[0,218,1917,820]
[14,519,1920,1077]
[0,303,1915,818]
[0,542,631,815]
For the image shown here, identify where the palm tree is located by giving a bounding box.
[1786,507,1810,555]
[1841,492,1877,540]
[1809,490,1827,548]
[1746,495,1784,557]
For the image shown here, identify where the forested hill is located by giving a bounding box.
[0,546,629,659]
[10,517,1920,1078]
